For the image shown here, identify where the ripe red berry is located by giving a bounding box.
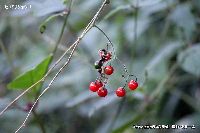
[128,80,138,90]
[97,87,108,97]
[99,49,106,58]
[89,82,99,92]
[104,66,114,75]
[104,52,112,61]
[95,80,103,88]
[115,87,126,97]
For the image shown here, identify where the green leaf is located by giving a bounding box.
[7,54,53,91]
[39,12,65,34]
[178,44,200,77]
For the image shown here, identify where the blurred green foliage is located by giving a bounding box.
[0,0,200,133]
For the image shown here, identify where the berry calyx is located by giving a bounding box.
[95,80,103,88]
[104,66,114,75]
[97,87,108,97]
[128,80,138,90]
[89,82,99,92]
[115,87,126,97]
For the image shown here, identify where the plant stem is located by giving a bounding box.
[52,0,73,56]
[32,110,46,133]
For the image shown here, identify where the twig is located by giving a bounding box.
[14,0,109,132]
[94,25,116,59]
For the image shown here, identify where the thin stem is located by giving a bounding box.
[32,110,46,133]
[94,25,116,59]
[52,0,73,56]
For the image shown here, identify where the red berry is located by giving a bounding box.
[97,87,108,97]
[104,52,112,61]
[95,80,103,88]
[99,49,106,58]
[115,87,126,97]
[128,80,138,90]
[104,66,114,75]
[89,82,99,92]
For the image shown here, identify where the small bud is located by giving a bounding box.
[40,25,46,34]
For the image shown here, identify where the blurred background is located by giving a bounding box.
[0,0,200,133]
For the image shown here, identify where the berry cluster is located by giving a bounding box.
[89,48,139,98]
[90,49,113,97]
[94,49,113,75]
